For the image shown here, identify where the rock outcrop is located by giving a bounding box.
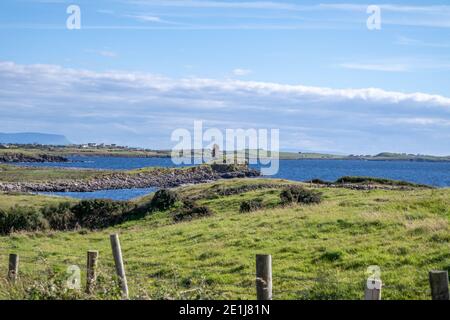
[0,153,68,163]
[0,164,260,192]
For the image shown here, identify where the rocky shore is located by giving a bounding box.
[0,153,68,163]
[0,164,260,193]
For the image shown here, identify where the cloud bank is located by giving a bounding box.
[0,61,449,154]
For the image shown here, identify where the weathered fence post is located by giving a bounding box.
[364,279,382,300]
[429,270,449,300]
[256,254,272,300]
[110,234,129,299]
[8,254,19,283]
[86,250,99,294]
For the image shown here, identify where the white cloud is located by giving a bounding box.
[339,63,410,72]
[98,50,118,58]
[7,2,450,30]
[339,59,450,72]
[127,2,450,14]
[318,3,450,14]
[128,15,163,22]
[378,4,450,14]
[1,60,449,107]
[395,36,450,48]
[85,49,118,58]
[127,0,301,10]
[384,117,450,126]
[1,60,450,153]
[124,14,183,25]
[232,68,252,76]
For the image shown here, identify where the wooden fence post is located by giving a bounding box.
[256,254,272,300]
[364,279,382,300]
[8,254,19,283]
[429,270,449,300]
[86,250,99,294]
[110,234,129,299]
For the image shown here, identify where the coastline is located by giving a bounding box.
[0,164,260,193]
[3,146,450,163]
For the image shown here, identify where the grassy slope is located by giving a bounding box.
[0,192,75,210]
[0,164,174,183]
[0,164,106,183]
[0,164,202,183]
[0,179,449,300]
[0,147,170,158]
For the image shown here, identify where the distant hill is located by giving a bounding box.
[0,132,71,145]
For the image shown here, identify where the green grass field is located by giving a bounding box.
[0,146,171,158]
[0,179,449,300]
[0,163,206,183]
[0,164,107,183]
[0,192,75,210]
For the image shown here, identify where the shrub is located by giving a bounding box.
[296,188,322,205]
[334,176,430,188]
[308,179,330,185]
[42,202,77,230]
[0,190,188,235]
[0,206,49,235]
[239,199,264,213]
[71,199,131,229]
[0,209,8,235]
[0,198,150,234]
[280,186,322,205]
[280,188,295,204]
[150,189,179,211]
[319,250,343,262]
[173,202,213,222]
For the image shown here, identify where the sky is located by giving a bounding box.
[0,0,449,155]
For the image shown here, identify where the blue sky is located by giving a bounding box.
[0,0,450,154]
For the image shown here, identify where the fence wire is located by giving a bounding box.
[0,251,438,300]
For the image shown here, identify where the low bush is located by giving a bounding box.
[71,199,131,229]
[42,202,77,230]
[0,189,193,234]
[334,176,430,188]
[150,189,179,211]
[239,199,264,213]
[172,201,213,222]
[280,186,322,205]
[319,250,343,262]
[0,199,134,235]
[280,188,294,204]
[308,179,330,185]
[0,206,49,235]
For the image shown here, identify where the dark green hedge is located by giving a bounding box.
[280,186,322,205]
